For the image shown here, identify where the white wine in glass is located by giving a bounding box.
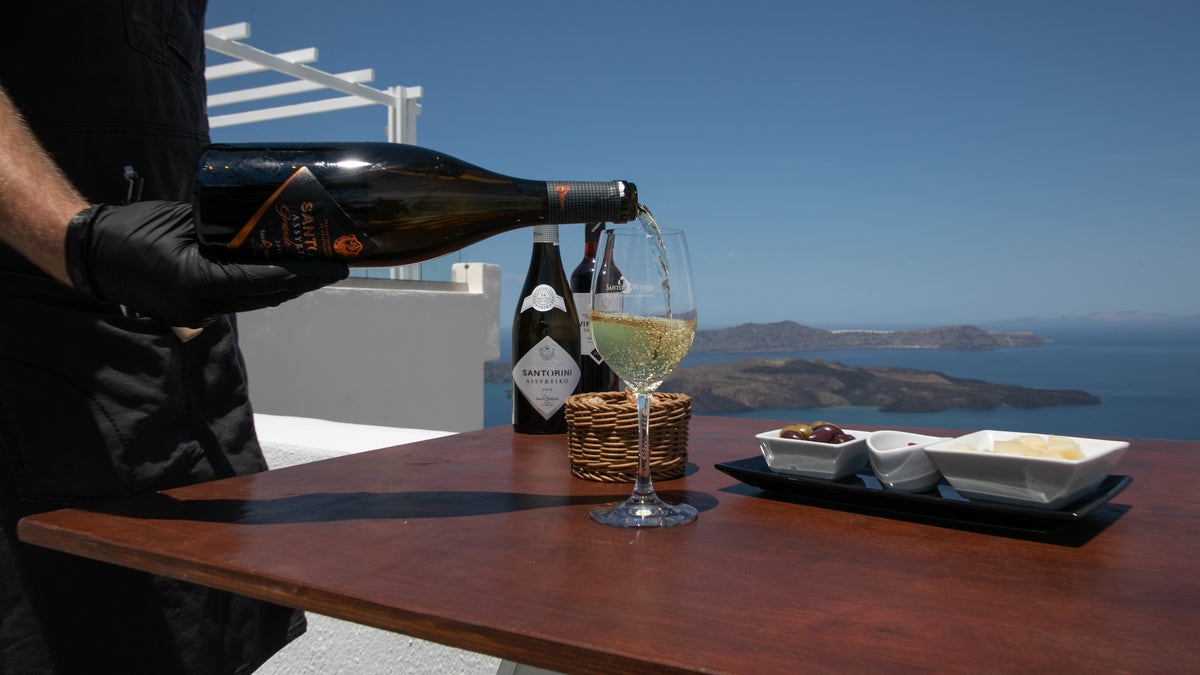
[588,219,698,528]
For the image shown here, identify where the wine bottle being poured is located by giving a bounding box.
[193,142,639,267]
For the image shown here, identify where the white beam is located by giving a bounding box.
[386,86,423,144]
[205,33,393,105]
[205,47,319,80]
[208,69,376,108]
[208,95,380,128]
[205,23,250,41]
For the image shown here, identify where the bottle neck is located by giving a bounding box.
[582,222,603,260]
[546,182,638,224]
[600,242,616,265]
[533,224,560,245]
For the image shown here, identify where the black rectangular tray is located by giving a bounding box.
[715,455,1131,530]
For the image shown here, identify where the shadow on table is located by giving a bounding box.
[83,489,721,525]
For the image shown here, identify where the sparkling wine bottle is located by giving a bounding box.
[193,143,638,266]
[512,224,580,434]
[569,222,621,392]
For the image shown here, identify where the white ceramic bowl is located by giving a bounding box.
[924,430,1129,509]
[866,430,949,493]
[756,428,870,481]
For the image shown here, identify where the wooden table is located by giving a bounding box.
[19,418,1200,674]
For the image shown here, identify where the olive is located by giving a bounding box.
[813,422,843,437]
[780,421,850,444]
[780,423,813,440]
[808,426,835,443]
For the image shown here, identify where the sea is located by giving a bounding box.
[485,322,1200,442]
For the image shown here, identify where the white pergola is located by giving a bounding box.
[202,22,427,278]
[203,22,422,143]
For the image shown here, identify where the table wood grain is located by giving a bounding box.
[19,417,1200,674]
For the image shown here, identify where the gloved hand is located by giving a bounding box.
[64,201,349,328]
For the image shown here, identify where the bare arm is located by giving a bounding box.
[0,83,346,327]
[0,84,88,285]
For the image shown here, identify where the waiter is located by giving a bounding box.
[0,3,347,672]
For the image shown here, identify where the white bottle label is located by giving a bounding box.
[572,291,601,363]
[512,336,581,420]
[519,284,567,313]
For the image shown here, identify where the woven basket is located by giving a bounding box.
[564,390,691,482]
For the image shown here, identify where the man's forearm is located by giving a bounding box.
[0,84,88,286]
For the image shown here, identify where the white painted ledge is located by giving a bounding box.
[255,413,456,468]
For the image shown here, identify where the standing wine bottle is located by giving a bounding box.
[512,224,581,434]
[569,223,621,392]
[193,143,638,266]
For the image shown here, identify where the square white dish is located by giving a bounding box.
[756,428,869,481]
[923,430,1129,509]
[866,430,949,493]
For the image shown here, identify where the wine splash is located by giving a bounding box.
[635,204,674,317]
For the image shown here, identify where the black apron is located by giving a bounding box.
[0,3,304,673]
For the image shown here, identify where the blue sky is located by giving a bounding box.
[205,0,1198,331]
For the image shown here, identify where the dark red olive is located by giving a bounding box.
[831,433,855,444]
[808,427,835,443]
[813,423,843,436]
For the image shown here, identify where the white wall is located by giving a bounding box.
[237,263,501,432]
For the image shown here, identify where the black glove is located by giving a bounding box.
[64,202,349,327]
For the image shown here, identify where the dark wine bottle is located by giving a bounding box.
[569,222,621,392]
[193,143,638,266]
[512,224,580,434]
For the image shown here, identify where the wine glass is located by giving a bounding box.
[588,223,698,528]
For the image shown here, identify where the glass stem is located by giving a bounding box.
[632,391,656,502]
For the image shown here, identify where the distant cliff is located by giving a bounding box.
[661,358,1099,414]
[484,321,1092,415]
[691,321,1045,353]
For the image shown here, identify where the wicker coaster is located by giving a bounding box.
[564,390,691,482]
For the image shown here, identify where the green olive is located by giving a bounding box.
[780,423,813,440]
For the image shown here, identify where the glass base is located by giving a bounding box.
[589,494,698,528]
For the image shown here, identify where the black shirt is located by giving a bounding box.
[0,2,305,672]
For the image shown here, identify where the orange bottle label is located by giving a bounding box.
[227,167,375,259]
